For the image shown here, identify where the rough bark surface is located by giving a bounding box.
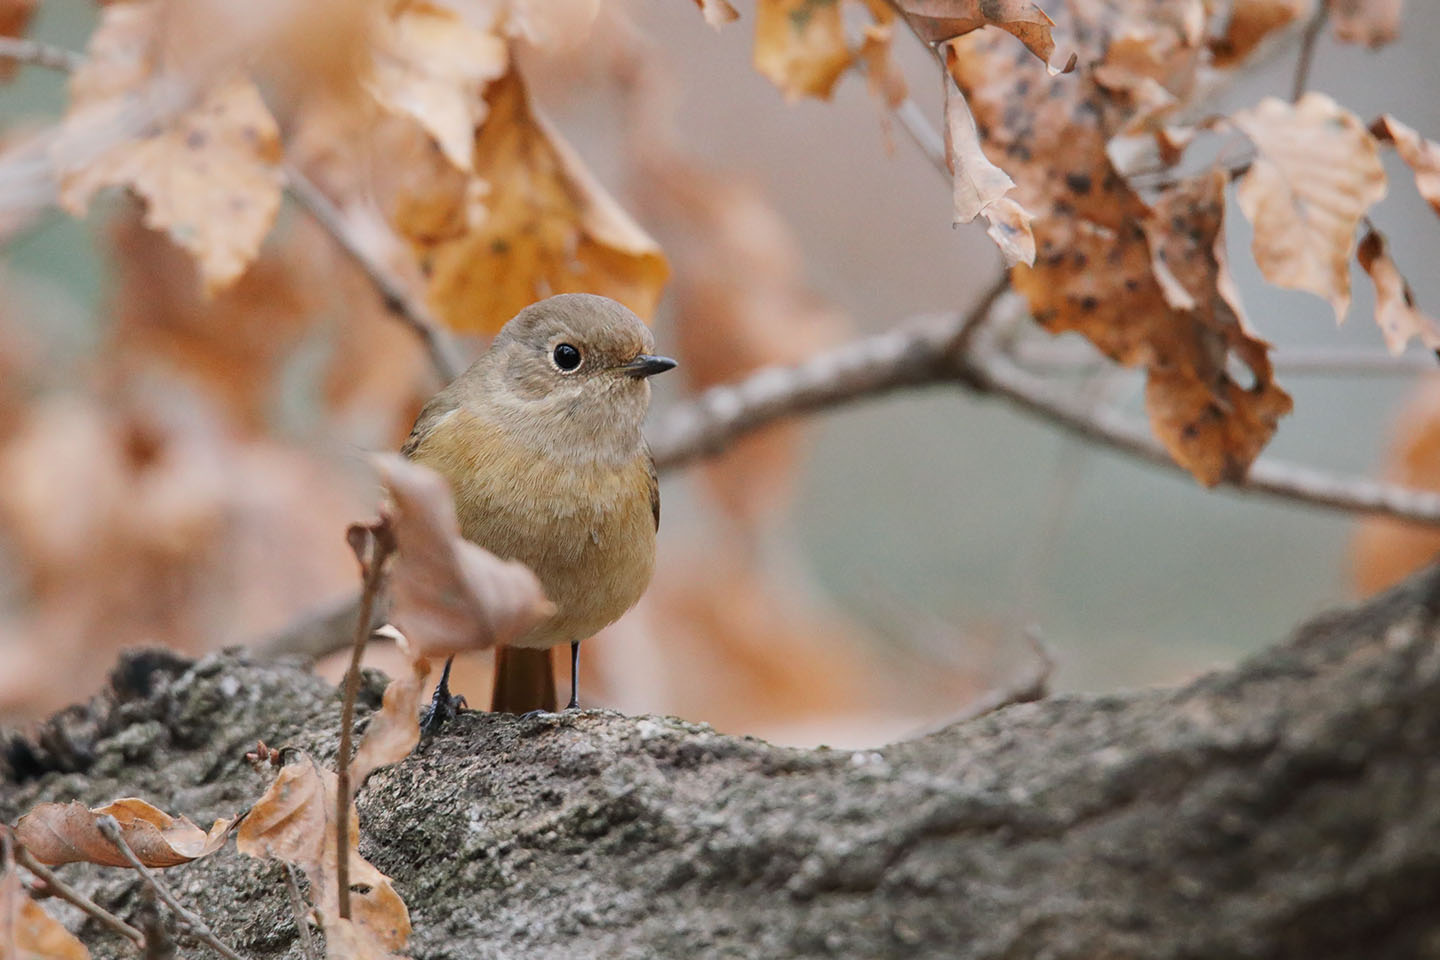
[5,567,1440,959]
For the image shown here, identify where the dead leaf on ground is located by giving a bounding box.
[237,756,410,952]
[1232,93,1387,323]
[55,0,284,294]
[1329,0,1403,47]
[394,67,668,333]
[1208,0,1314,67]
[374,454,555,658]
[1370,114,1440,217]
[948,0,1290,484]
[349,637,432,786]
[15,798,233,868]
[752,0,853,101]
[0,838,90,960]
[1356,229,1440,354]
[323,916,411,960]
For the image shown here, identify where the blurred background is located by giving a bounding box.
[2,0,1439,748]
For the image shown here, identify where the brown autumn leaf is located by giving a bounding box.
[368,0,509,172]
[948,0,1291,484]
[1356,229,1440,354]
[349,637,432,786]
[942,49,1034,267]
[237,756,410,952]
[0,0,38,82]
[374,453,555,658]
[323,917,410,960]
[1208,0,1314,67]
[898,0,1060,66]
[15,798,232,868]
[1351,382,1440,596]
[0,841,89,960]
[1233,93,1387,323]
[694,0,740,29]
[1370,114,1440,217]
[752,0,852,101]
[1328,0,1403,47]
[54,0,283,294]
[393,67,668,334]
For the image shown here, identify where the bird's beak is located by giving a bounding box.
[620,354,678,378]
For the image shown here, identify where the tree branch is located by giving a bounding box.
[0,36,84,72]
[12,838,146,949]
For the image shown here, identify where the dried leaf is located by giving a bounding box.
[506,0,602,50]
[1370,114,1440,217]
[349,643,432,786]
[15,799,232,868]
[898,0,1059,66]
[1329,0,1403,47]
[693,0,740,29]
[1357,229,1440,354]
[1352,382,1440,596]
[237,757,410,952]
[857,18,907,109]
[323,917,410,960]
[0,846,89,960]
[752,0,852,101]
[948,0,1290,484]
[55,1,283,294]
[0,0,38,81]
[1233,93,1387,323]
[375,454,555,658]
[1208,0,1313,67]
[368,1,509,172]
[394,67,668,333]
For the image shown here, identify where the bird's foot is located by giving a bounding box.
[419,658,466,737]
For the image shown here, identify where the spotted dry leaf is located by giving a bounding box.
[1232,93,1387,323]
[368,0,509,172]
[0,844,89,960]
[393,67,668,333]
[237,756,411,952]
[1329,0,1403,47]
[948,0,1290,484]
[1208,0,1314,67]
[752,0,853,101]
[1370,114,1440,217]
[15,798,233,868]
[1357,230,1440,354]
[55,0,283,294]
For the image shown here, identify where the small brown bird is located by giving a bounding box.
[402,293,675,716]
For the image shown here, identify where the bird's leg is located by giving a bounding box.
[419,655,467,736]
[566,640,581,710]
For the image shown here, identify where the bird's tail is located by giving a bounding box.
[490,645,557,713]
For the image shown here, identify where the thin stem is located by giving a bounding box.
[284,863,318,960]
[1292,6,1329,102]
[12,842,147,948]
[283,163,466,384]
[0,36,83,72]
[95,817,245,960]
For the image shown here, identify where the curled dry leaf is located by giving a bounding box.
[374,453,555,658]
[0,842,90,960]
[1356,230,1440,355]
[1208,0,1314,67]
[15,798,233,868]
[948,0,1290,484]
[368,0,509,172]
[1328,0,1403,48]
[752,0,852,101]
[237,756,410,952]
[694,0,740,29]
[898,0,1062,67]
[349,637,432,786]
[1233,93,1387,323]
[393,67,668,333]
[54,0,283,294]
[1370,115,1440,217]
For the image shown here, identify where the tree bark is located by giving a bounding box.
[6,566,1440,959]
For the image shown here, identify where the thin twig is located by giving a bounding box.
[95,816,246,960]
[336,523,396,921]
[0,36,83,72]
[1292,6,1329,102]
[284,863,318,960]
[283,163,466,384]
[1012,341,1440,378]
[12,841,147,948]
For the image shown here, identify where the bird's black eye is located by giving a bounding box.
[552,343,581,371]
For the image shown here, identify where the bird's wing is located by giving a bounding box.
[401,389,460,459]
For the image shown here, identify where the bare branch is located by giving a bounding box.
[1012,341,1440,378]
[12,838,147,949]
[1292,5,1329,102]
[95,816,246,960]
[0,36,83,72]
[282,163,466,384]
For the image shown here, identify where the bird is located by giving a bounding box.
[401,293,675,718]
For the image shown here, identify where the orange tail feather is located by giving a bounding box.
[490,646,557,713]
